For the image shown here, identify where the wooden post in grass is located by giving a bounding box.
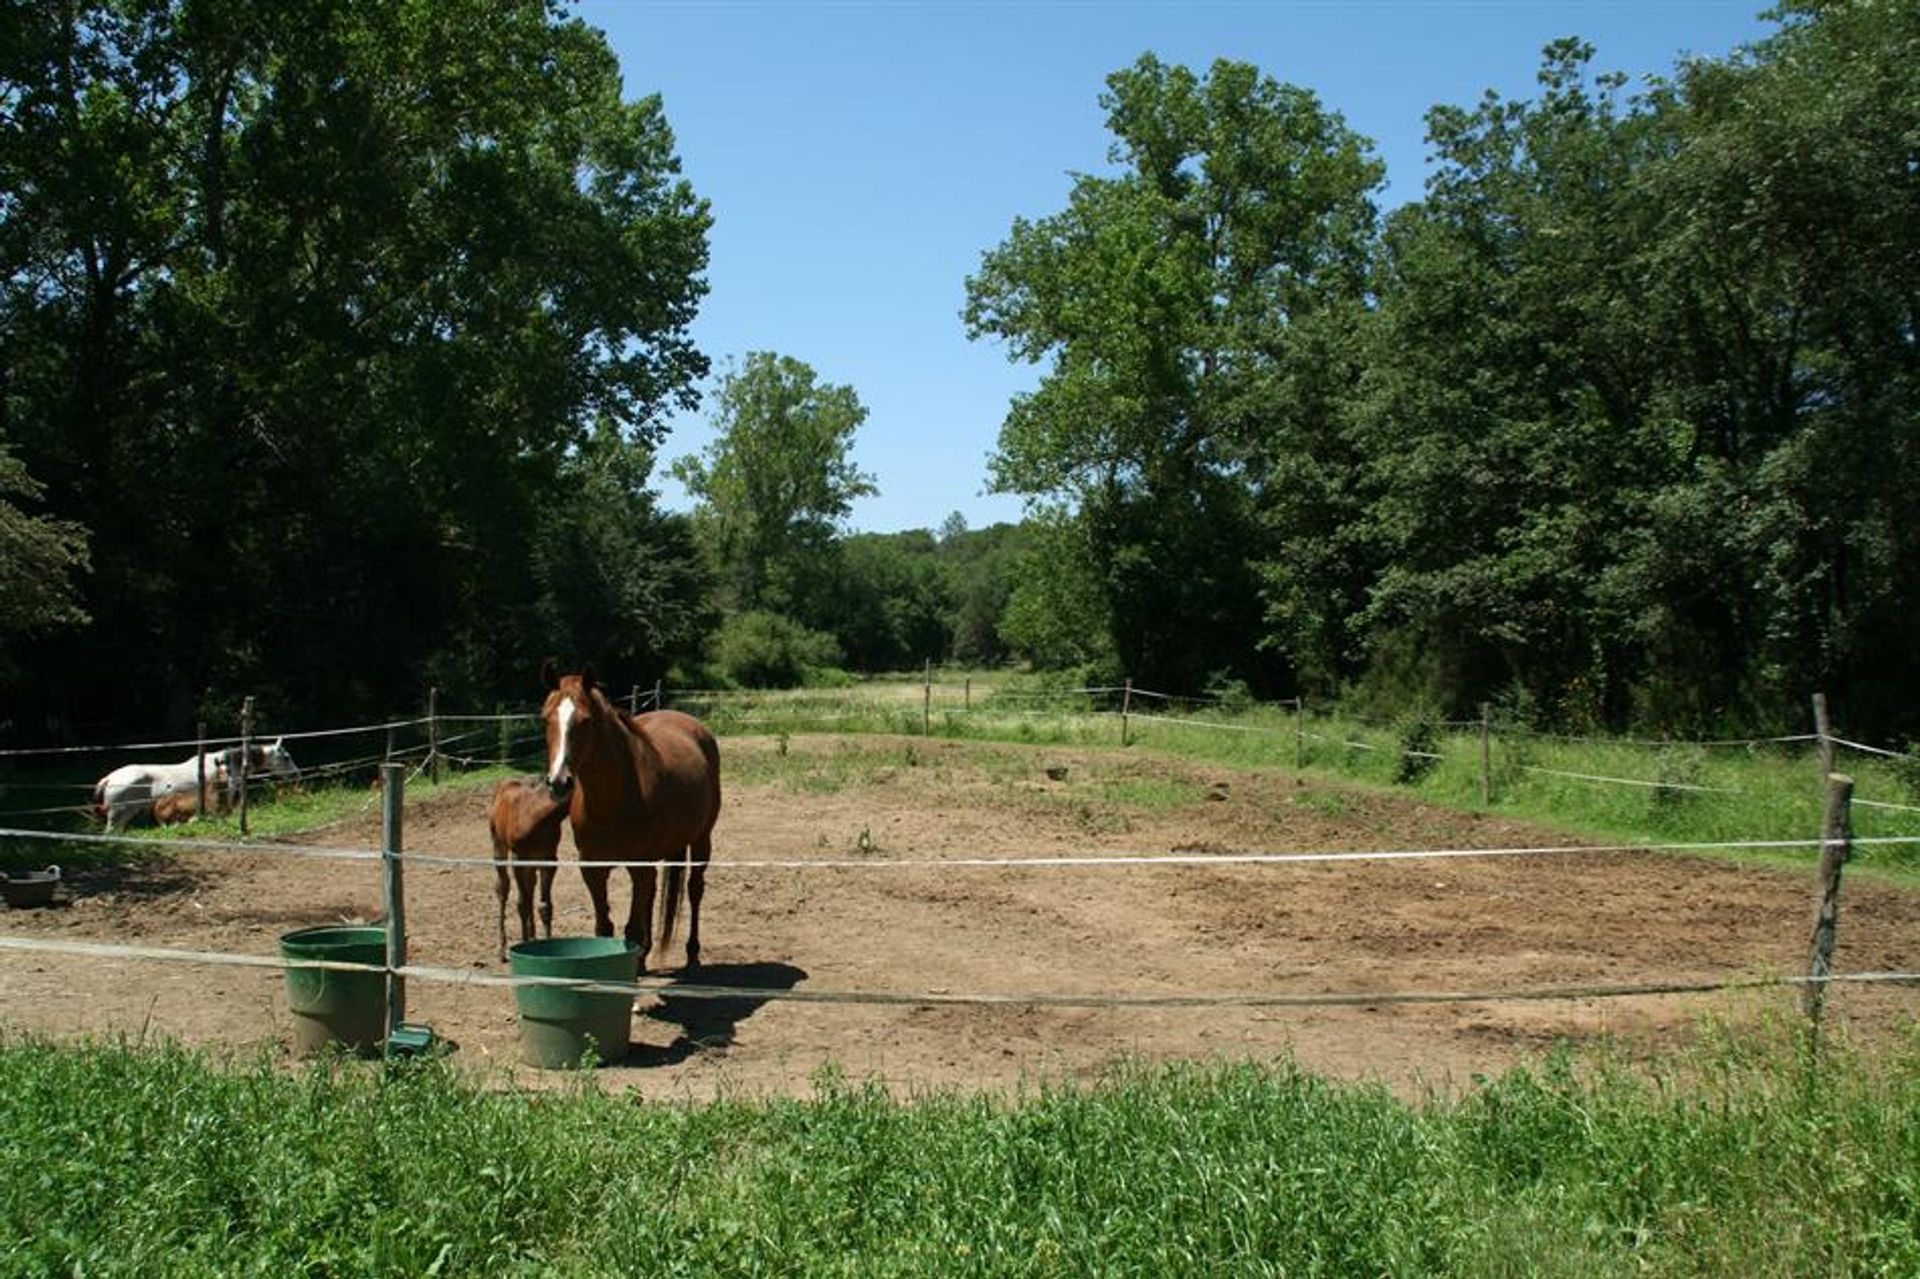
[923,659,933,736]
[629,685,640,715]
[964,677,971,712]
[1479,703,1493,808]
[654,679,663,712]
[237,697,254,836]
[1803,771,1854,1023]
[1121,678,1133,747]
[426,686,441,785]
[1293,697,1305,771]
[196,720,208,818]
[1812,691,1835,782]
[382,761,407,1040]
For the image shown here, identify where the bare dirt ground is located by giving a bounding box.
[3,734,1916,1099]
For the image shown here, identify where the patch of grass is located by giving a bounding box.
[0,1023,1915,1275]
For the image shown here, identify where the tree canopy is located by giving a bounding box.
[967,53,1384,694]
[1,0,711,729]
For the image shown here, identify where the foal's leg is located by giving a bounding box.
[686,835,711,971]
[625,864,658,971]
[580,862,616,937]
[513,864,538,944]
[537,866,556,938]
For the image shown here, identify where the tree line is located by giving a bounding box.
[966,0,1920,740]
[3,1,1915,743]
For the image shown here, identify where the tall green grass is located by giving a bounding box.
[1,1022,1915,1276]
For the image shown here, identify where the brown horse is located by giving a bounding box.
[488,776,567,962]
[539,660,720,972]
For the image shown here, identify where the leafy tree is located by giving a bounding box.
[0,442,90,667]
[527,424,715,690]
[672,351,876,615]
[967,54,1382,693]
[1330,10,1920,737]
[1,0,709,732]
[995,508,1116,673]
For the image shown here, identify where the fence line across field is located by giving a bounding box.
[1,932,1913,1013]
[7,822,1917,873]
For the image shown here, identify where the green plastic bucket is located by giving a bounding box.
[280,924,388,1057]
[508,937,639,1068]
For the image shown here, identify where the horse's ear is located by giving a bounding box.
[540,658,559,690]
[581,662,597,695]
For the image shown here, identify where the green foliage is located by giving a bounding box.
[967,53,1381,694]
[711,611,844,689]
[1,1027,1917,1275]
[1,0,710,729]
[1271,11,1920,739]
[0,444,90,668]
[672,352,876,615]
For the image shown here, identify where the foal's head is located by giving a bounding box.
[540,659,613,799]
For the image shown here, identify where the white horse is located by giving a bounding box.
[93,739,300,831]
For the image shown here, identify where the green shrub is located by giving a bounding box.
[712,611,843,689]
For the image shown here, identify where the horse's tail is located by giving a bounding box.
[657,851,688,960]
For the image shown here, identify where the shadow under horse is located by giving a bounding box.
[629,961,809,1067]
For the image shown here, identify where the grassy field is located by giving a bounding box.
[679,677,1920,880]
[1,1020,1915,1276]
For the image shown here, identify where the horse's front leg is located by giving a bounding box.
[494,862,511,962]
[625,863,657,971]
[580,863,616,937]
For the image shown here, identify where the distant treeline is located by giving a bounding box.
[3,2,1915,744]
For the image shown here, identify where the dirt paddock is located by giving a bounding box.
[2,734,1915,1099]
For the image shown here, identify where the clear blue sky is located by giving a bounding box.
[578,1,1774,535]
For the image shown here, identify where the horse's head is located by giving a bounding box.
[258,737,300,783]
[540,659,604,800]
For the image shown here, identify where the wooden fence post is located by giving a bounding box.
[923,659,933,736]
[653,679,663,712]
[237,696,254,836]
[964,677,971,712]
[1293,697,1305,771]
[195,720,208,818]
[1812,691,1835,782]
[426,686,441,785]
[381,761,407,1043]
[1803,771,1854,1024]
[1121,678,1133,747]
[1479,703,1493,808]
[629,685,640,715]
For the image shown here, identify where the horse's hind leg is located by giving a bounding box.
[625,864,657,972]
[685,836,710,971]
[658,855,686,970]
[581,863,616,938]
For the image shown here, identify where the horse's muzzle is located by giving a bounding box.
[546,775,573,803]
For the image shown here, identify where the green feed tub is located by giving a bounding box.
[508,937,639,1068]
[280,924,388,1057]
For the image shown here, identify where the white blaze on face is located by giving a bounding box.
[547,696,578,788]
